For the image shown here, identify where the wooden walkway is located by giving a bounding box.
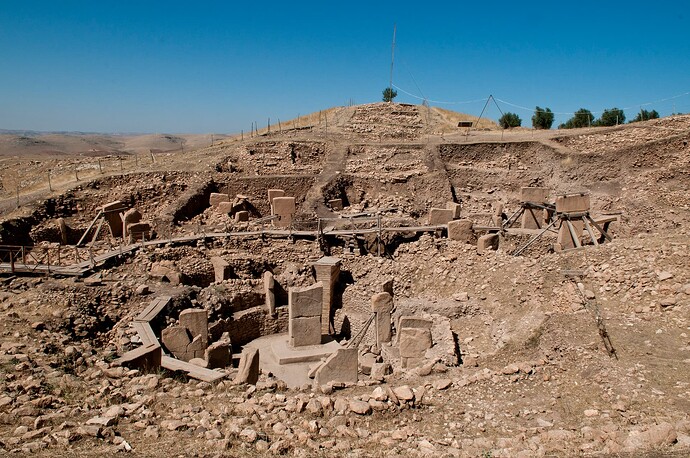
[0,224,448,277]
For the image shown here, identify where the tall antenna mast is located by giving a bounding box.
[389,23,396,103]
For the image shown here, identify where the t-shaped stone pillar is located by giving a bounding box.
[313,256,341,335]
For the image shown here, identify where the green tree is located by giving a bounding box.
[531,106,554,129]
[498,112,522,128]
[382,87,397,102]
[630,109,659,122]
[559,108,594,129]
[596,108,625,126]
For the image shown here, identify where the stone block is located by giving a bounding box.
[399,327,432,358]
[273,196,296,228]
[557,220,584,250]
[446,201,462,219]
[288,283,323,318]
[375,310,392,344]
[186,335,206,361]
[429,208,454,225]
[216,202,233,214]
[314,348,358,387]
[264,271,276,315]
[209,192,230,208]
[100,200,126,237]
[289,316,322,347]
[447,219,474,242]
[267,189,285,214]
[370,362,392,380]
[379,278,394,296]
[328,199,344,210]
[477,233,499,254]
[401,356,425,369]
[235,348,260,385]
[161,326,191,359]
[555,194,590,213]
[234,210,249,222]
[210,257,232,283]
[313,257,341,335]
[205,341,231,369]
[121,208,142,237]
[179,309,208,347]
[114,343,161,371]
[371,292,393,313]
[521,187,549,204]
[398,316,433,330]
[126,222,151,241]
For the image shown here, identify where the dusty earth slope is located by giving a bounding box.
[0,102,689,457]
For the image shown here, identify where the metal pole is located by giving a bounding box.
[389,23,396,102]
[48,171,52,191]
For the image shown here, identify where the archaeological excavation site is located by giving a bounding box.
[0,102,689,457]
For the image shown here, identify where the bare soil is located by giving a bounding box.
[0,104,689,457]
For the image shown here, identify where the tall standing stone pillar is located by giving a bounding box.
[313,256,341,335]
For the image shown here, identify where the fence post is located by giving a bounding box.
[48,171,52,191]
[98,159,103,173]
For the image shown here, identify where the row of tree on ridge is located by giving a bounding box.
[500,107,661,129]
[380,87,665,130]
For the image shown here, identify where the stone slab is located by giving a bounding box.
[399,327,433,358]
[216,202,233,214]
[446,202,462,219]
[235,348,260,385]
[555,194,590,213]
[428,208,454,225]
[328,199,344,211]
[314,347,358,386]
[264,271,276,315]
[234,210,249,222]
[210,256,231,283]
[161,326,191,356]
[205,341,231,369]
[209,192,230,207]
[113,343,161,370]
[477,233,499,254]
[267,189,285,213]
[398,316,433,330]
[288,283,323,318]
[557,220,585,250]
[289,316,322,347]
[521,187,549,203]
[371,292,393,313]
[271,335,342,365]
[447,219,474,242]
[179,309,208,347]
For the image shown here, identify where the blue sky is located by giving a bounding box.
[1,1,688,133]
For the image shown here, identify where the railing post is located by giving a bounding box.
[21,246,26,264]
[10,248,15,273]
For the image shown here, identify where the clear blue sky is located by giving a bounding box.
[1,1,688,133]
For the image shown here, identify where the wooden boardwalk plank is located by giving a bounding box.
[160,355,226,383]
[135,296,172,323]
